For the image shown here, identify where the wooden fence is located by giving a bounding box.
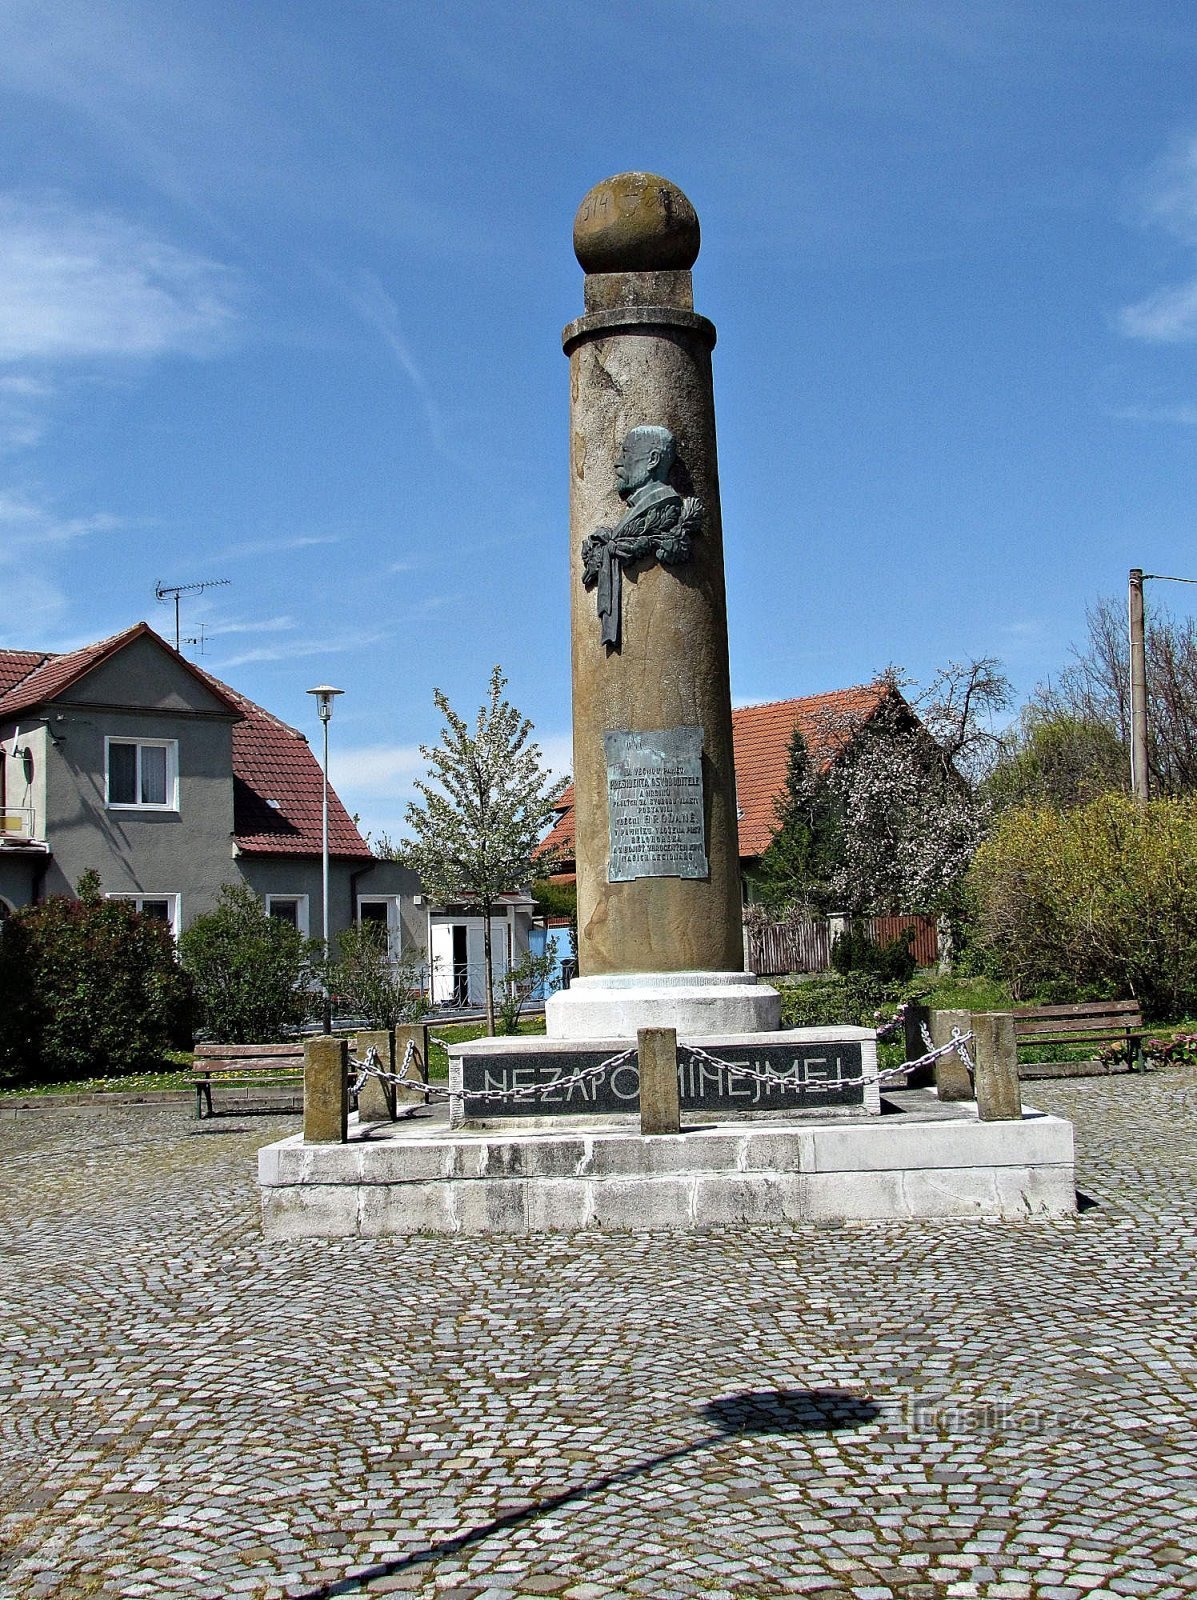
[745,913,939,977]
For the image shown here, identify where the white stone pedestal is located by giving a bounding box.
[257,1093,1077,1237]
[545,970,781,1039]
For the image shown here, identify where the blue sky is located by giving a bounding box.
[2,0,1196,840]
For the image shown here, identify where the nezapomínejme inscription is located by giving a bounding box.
[460,1039,866,1120]
[605,725,707,882]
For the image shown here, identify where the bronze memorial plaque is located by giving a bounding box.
[604,725,708,882]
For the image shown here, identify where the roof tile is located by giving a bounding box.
[0,626,371,862]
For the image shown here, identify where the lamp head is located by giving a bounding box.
[307,684,344,723]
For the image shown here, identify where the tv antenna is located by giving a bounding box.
[154,578,231,651]
[180,623,210,657]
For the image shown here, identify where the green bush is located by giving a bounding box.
[777,972,897,1030]
[0,871,192,1081]
[179,883,317,1043]
[966,793,1197,1022]
[830,922,917,984]
[494,947,561,1036]
[329,923,427,1030]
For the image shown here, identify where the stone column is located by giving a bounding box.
[546,172,778,1041]
[304,1035,348,1143]
[356,1029,396,1123]
[971,1012,1022,1121]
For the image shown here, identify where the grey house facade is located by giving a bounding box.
[0,623,421,951]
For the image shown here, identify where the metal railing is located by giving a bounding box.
[0,806,35,842]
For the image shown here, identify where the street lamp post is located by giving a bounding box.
[307,685,344,1032]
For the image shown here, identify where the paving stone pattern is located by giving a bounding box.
[1,1073,1195,1599]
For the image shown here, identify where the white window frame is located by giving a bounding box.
[357,895,402,957]
[106,892,181,937]
[266,893,310,938]
[104,737,179,812]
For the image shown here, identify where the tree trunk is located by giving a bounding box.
[481,900,496,1036]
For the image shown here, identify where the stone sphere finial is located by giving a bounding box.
[573,172,700,274]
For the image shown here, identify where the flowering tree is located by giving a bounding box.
[822,699,986,915]
[757,660,1011,919]
[399,667,563,1035]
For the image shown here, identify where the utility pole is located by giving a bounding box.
[1128,568,1149,805]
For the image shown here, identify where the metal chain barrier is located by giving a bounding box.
[347,1029,975,1110]
[353,1038,640,1104]
[684,1031,975,1091]
[921,1021,975,1074]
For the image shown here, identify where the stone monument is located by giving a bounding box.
[256,172,1076,1236]
[545,171,780,1041]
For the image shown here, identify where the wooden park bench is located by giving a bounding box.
[191,1041,306,1118]
[1011,999,1145,1077]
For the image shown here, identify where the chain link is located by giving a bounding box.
[921,1022,975,1074]
[350,1030,975,1110]
[354,1040,640,1104]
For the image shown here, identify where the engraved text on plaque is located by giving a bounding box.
[604,726,708,882]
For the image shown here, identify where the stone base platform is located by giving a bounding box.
[545,970,781,1039]
[258,1091,1076,1237]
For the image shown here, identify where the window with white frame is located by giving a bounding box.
[266,894,309,937]
[106,893,181,936]
[105,738,179,810]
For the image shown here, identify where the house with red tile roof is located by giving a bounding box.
[539,681,901,901]
[0,623,419,948]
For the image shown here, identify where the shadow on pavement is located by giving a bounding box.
[294,1385,880,1599]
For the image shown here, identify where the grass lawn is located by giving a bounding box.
[424,1016,547,1080]
[0,1051,195,1100]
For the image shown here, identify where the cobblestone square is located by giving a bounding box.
[1,1075,1195,1599]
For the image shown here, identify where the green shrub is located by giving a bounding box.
[831,921,917,984]
[777,972,896,1030]
[494,948,561,1036]
[329,923,427,1030]
[967,793,1197,1021]
[0,871,192,1081]
[179,883,317,1043]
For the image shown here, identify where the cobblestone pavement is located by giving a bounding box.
[1,1073,1195,1600]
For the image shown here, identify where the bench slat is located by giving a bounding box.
[192,1062,300,1075]
[194,1043,306,1059]
[1010,1001,1140,1020]
[1013,1018,1141,1037]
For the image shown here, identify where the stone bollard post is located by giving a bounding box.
[928,1008,975,1102]
[304,1035,348,1143]
[970,1012,1022,1121]
[356,1029,396,1123]
[638,1027,681,1136]
[393,1023,429,1108]
[903,1002,935,1087]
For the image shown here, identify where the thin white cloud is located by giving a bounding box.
[0,486,124,638]
[342,269,465,466]
[535,731,573,786]
[1119,281,1197,343]
[1111,402,1197,426]
[0,488,121,546]
[215,534,341,561]
[1120,134,1197,343]
[331,743,426,799]
[213,631,388,669]
[200,615,297,637]
[0,193,239,363]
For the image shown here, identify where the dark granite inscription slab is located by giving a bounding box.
[460,1040,865,1120]
[604,725,707,882]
